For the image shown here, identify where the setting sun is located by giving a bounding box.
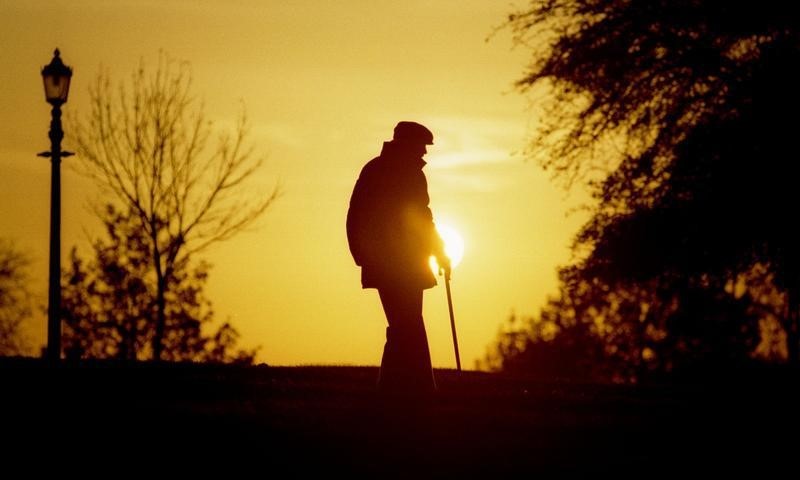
[430,223,465,274]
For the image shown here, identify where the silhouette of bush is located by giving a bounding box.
[0,239,33,356]
[61,205,257,363]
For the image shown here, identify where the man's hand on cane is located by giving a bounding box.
[438,253,452,280]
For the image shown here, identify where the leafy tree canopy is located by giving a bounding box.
[488,1,800,378]
[62,205,257,364]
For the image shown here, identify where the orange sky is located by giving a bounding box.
[0,1,588,368]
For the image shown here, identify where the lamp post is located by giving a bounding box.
[39,49,73,362]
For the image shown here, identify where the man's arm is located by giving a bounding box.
[414,170,451,276]
[432,228,451,278]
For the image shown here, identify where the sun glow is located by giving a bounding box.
[430,223,465,274]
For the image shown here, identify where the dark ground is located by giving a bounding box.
[2,357,798,476]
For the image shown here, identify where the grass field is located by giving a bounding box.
[2,358,797,476]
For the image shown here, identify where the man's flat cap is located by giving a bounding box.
[393,121,434,145]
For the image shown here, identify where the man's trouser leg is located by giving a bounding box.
[377,285,436,393]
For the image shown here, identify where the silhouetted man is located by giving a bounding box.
[347,121,450,395]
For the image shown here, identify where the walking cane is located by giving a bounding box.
[443,269,462,372]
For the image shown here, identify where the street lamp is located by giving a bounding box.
[39,48,73,362]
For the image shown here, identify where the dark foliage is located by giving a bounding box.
[0,240,33,356]
[61,205,257,363]
[488,1,799,379]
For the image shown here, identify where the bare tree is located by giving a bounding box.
[72,54,279,360]
[0,239,33,356]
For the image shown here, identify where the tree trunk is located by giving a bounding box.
[153,274,166,361]
[118,323,129,361]
[123,317,136,361]
[787,292,800,364]
[152,237,166,361]
[786,312,800,365]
